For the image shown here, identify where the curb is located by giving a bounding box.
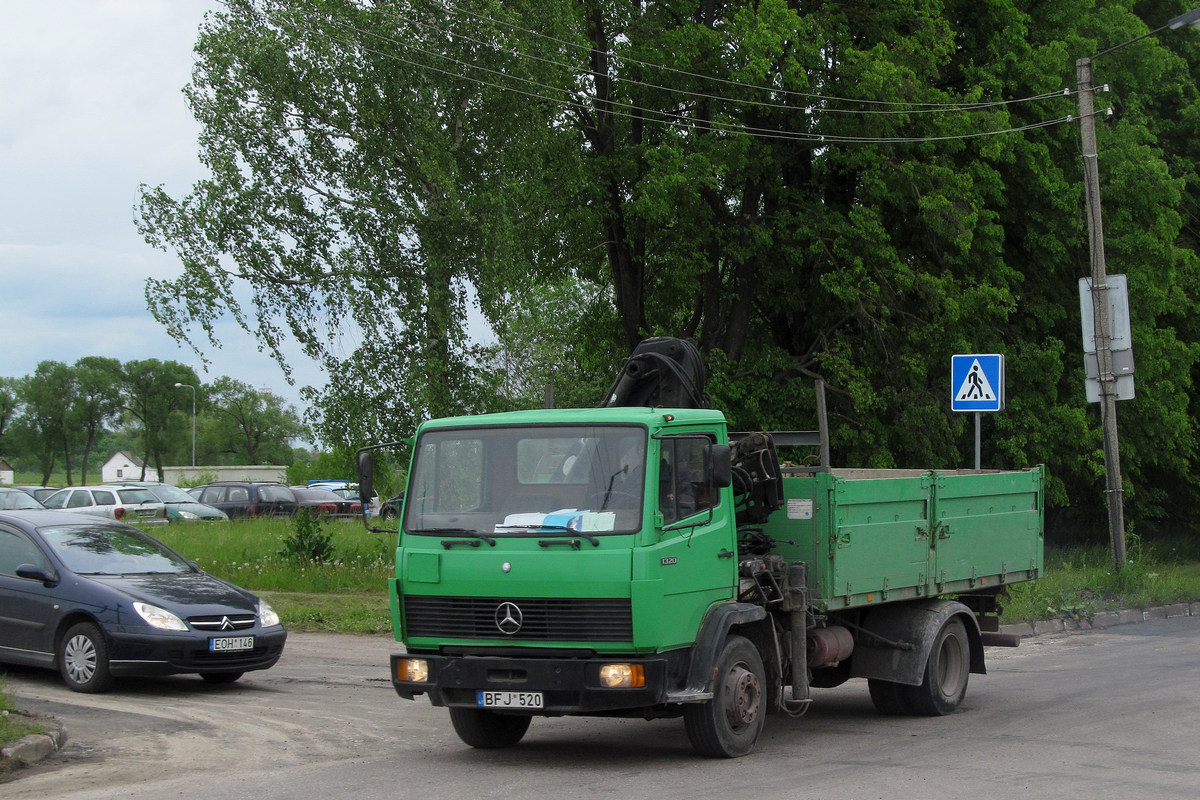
[998,600,1200,638]
[0,714,67,774]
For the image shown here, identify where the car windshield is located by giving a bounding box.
[404,424,646,537]
[0,490,44,510]
[144,485,196,503]
[39,524,192,574]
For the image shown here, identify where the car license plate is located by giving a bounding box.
[209,636,255,652]
[477,691,543,709]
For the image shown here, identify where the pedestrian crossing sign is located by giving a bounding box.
[951,354,1004,412]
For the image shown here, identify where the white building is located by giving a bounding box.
[101,451,148,483]
[0,459,13,485]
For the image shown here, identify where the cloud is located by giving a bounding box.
[0,0,325,416]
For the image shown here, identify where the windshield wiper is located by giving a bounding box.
[514,525,600,547]
[412,528,497,547]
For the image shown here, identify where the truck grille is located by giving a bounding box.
[403,596,633,642]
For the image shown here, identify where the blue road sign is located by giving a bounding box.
[951,354,1004,412]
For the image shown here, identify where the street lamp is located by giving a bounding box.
[174,382,196,468]
[1075,8,1200,570]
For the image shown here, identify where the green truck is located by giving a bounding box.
[358,339,1043,758]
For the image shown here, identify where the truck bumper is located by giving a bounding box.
[391,653,671,714]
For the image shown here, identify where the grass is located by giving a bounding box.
[1001,538,1200,625]
[0,676,46,776]
[151,516,395,633]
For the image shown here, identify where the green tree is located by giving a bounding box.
[202,377,306,464]
[21,362,78,485]
[0,377,19,456]
[121,359,200,480]
[72,356,124,485]
[138,0,1200,542]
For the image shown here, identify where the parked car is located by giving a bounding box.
[41,486,167,524]
[0,509,286,692]
[106,481,228,523]
[379,492,405,522]
[12,485,59,504]
[307,480,380,517]
[0,487,45,511]
[291,487,362,520]
[187,482,298,519]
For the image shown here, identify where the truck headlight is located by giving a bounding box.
[599,663,645,689]
[396,657,429,683]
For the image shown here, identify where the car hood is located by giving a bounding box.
[89,572,258,616]
[165,501,227,518]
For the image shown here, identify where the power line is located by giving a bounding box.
[305,9,1077,145]
[387,2,1077,117]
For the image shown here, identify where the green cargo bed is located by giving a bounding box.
[760,466,1045,611]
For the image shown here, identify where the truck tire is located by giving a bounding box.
[903,617,970,716]
[867,678,913,716]
[447,708,532,749]
[683,635,766,758]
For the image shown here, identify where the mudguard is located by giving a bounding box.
[850,599,985,687]
[669,602,767,702]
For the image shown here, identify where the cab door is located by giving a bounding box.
[633,434,737,650]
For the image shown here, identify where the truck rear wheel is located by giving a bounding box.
[447,708,532,749]
[683,635,766,758]
[867,678,913,716]
[903,617,970,716]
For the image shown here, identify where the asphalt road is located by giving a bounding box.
[4,615,1199,800]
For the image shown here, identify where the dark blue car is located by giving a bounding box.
[0,509,286,692]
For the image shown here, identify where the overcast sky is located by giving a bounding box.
[0,1,323,413]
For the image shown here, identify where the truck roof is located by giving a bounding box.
[418,405,729,432]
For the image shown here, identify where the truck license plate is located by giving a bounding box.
[209,636,255,652]
[477,691,543,709]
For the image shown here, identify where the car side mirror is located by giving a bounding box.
[16,564,58,586]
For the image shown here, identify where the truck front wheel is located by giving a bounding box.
[903,617,970,716]
[448,708,532,749]
[683,635,766,758]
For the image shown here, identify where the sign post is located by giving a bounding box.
[951,354,1005,470]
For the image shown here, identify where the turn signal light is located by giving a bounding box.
[599,663,645,689]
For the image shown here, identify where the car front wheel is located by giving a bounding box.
[59,621,114,693]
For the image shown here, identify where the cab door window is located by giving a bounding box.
[659,437,716,524]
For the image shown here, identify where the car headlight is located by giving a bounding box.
[133,602,188,631]
[177,510,199,520]
[258,600,281,628]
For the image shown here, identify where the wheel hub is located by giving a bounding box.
[724,664,762,729]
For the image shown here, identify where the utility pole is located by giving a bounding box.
[1074,8,1200,570]
[1075,55,1125,569]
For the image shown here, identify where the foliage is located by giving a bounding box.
[278,509,337,563]
[135,0,1200,544]
[1,359,307,477]
[201,377,307,465]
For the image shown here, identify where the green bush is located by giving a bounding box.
[278,510,336,563]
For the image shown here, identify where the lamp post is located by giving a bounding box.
[1075,8,1200,570]
[174,382,196,468]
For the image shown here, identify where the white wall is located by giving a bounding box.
[162,465,288,486]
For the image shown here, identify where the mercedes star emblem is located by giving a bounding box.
[495,602,523,635]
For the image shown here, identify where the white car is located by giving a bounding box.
[42,486,167,524]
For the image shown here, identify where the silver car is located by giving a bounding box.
[42,486,167,524]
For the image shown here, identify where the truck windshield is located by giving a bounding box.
[403,425,647,537]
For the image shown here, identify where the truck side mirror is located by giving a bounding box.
[711,444,732,488]
[356,451,375,508]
